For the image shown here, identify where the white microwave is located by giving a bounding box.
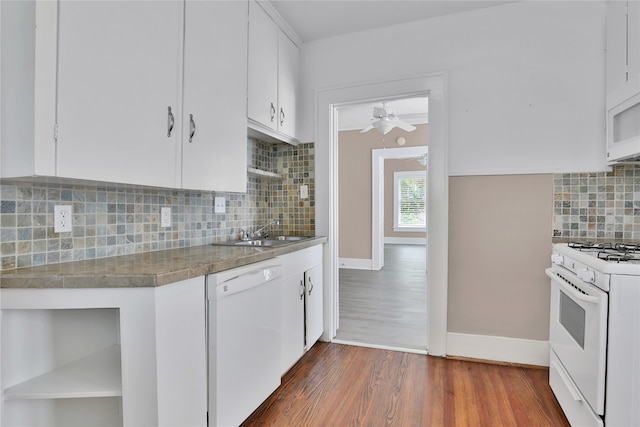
[607,92,640,162]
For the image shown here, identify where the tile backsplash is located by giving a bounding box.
[553,164,640,240]
[0,139,314,270]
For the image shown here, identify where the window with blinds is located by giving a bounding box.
[393,171,426,231]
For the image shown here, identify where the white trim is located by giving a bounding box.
[447,332,550,367]
[392,227,427,233]
[338,258,374,270]
[372,145,427,271]
[384,237,426,245]
[316,72,448,357]
[332,339,428,356]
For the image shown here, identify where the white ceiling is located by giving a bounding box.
[337,97,429,132]
[270,0,514,43]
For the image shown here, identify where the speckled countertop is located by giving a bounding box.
[0,237,327,289]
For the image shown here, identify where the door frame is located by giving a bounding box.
[372,145,428,271]
[315,72,448,356]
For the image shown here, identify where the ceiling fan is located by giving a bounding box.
[360,103,417,135]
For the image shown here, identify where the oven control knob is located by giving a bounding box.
[577,268,595,283]
[582,269,595,283]
[551,254,564,265]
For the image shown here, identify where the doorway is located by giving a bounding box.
[315,73,448,356]
[333,98,428,352]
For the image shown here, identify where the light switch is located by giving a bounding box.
[214,197,226,214]
[300,185,309,199]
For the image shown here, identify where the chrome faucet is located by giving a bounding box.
[251,220,280,238]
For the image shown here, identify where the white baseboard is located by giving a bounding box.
[338,258,373,270]
[446,332,549,367]
[384,237,427,245]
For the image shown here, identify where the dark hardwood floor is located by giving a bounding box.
[242,342,569,427]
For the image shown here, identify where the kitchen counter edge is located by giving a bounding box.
[0,237,328,289]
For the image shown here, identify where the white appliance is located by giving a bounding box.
[607,92,640,162]
[207,260,282,427]
[547,243,640,426]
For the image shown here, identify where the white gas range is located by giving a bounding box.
[547,242,640,427]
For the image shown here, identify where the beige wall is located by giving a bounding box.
[448,174,553,340]
[339,124,428,259]
[384,159,427,239]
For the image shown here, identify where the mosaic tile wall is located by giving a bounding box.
[552,164,640,240]
[0,139,315,270]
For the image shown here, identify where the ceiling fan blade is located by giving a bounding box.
[394,120,417,132]
[360,124,374,133]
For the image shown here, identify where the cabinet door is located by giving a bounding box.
[606,0,640,108]
[247,1,278,131]
[281,274,305,375]
[182,0,248,192]
[305,264,323,349]
[277,32,299,139]
[56,1,182,188]
[155,277,207,426]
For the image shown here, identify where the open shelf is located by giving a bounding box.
[3,345,122,400]
[247,167,282,180]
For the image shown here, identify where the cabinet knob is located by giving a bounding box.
[280,108,285,126]
[299,280,304,300]
[270,103,276,122]
[307,277,314,295]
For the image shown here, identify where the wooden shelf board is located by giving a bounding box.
[3,345,122,400]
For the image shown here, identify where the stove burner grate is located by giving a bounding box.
[568,242,640,263]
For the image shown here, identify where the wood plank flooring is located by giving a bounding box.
[242,342,569,427]
[336,245,427,350]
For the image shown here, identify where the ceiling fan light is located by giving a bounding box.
[372,118,394,135]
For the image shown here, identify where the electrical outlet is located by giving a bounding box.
[214,197,226,214]
[54,205,73,233]
[300,185,309,199]
[161,207,171,228]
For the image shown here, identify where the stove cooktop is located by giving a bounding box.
[568,242,640,263]
[554,242,640,277]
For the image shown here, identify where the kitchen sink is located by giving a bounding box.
[214,236,310,247]
[232,239,286,247]
[266,236,308,242]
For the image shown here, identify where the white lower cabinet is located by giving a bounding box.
[279,244,324,375]
[280,273,306,375]
[0,277,206,426]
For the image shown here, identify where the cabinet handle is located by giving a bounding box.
[280,108,285,126]
[308,277,314,295]
[167,106,175,137]
[299,280,305,300]
[270,103,276,122]
[189,114,196,143]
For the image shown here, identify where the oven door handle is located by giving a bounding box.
[545,268,600,305]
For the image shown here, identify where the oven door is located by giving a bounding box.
[546,267,608,415]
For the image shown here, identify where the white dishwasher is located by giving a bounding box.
[207,259,282,427]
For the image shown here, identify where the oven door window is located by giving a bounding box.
[559,290,586,348]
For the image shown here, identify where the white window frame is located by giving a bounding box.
[393,170,427,232]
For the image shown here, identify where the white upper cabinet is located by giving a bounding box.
[1,0,248,192]
[247,1,279,132]
[247,1,300,145]
[56,1,183,188]
[277,32,299,140]
[181,1,248,192]
[606,0,640,108]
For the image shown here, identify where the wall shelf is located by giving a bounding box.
[247,167,282,180]
[3,344,122,400]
